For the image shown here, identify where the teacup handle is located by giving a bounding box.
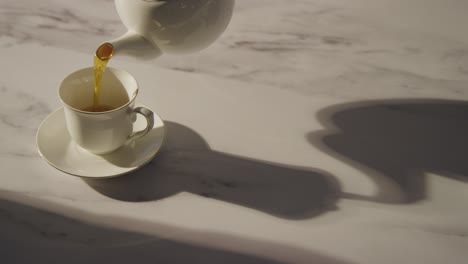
[127,106,154,143]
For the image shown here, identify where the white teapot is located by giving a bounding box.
[102,0,235,59]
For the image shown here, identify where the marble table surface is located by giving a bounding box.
[1,0,467,263]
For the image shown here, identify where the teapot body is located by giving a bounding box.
[114,0,235,54]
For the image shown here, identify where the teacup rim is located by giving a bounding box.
[58,67,138,115]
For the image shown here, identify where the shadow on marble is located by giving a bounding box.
[83,122,340,220]
[308,99,468,203]
[0,198,354,264]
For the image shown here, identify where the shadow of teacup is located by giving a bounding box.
[84,122,340,219]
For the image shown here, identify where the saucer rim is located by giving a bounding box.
[36,106,165,178]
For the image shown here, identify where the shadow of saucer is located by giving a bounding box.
[101,127,165,168]
[307,99,468,203]
[83,122,340,220]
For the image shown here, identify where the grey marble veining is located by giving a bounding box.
[0,0,467,264]
[0,85,51,158]
[1,0,467,96]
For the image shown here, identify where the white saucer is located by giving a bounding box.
[36,106,165,178]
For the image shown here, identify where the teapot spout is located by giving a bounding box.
[105,31,162,60]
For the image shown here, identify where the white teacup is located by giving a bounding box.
[59,67,154,154]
